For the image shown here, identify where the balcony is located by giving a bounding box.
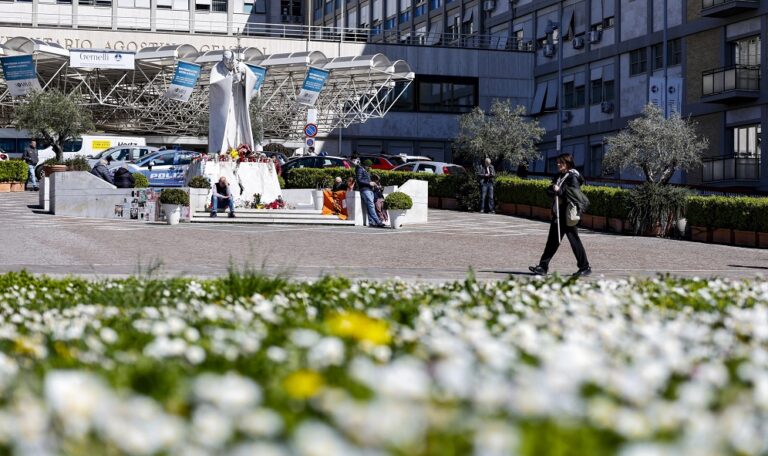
[702,155,761,182]
[701,65,760,103]
[701,0,758,17]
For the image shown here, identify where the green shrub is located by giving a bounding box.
[687,196,768,232]
[62,156,90,171]
[0,160,29,183]
[133,173,149,188]
[188,175,211,189]
[159,188,189,206]
[278,176,285,189]
[626,183,689,236]
[384,191,413,210]
[583,186,630,219]
[284,167,452,194]
[495,176,551,208]
[456,175,481,211]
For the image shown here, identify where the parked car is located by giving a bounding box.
[264,151,289,164]
[88,145,160,168]
[383,154,433,166]
[392,161,467,175]
[121,150,200,187]
[281,155,353,176]
[358,155,396,170]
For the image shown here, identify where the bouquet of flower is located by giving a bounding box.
[262,196,286,210]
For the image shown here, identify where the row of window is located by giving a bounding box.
[388,75,478,114]
[629,39,682,76]
[562,78,614,109]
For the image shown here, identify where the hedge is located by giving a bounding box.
[285,167,768,232]
[0,160,28,183]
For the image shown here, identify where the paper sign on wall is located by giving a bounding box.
[297,67,330,106]
[164,61,201,103]
[0,55,41,96]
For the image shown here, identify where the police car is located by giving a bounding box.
[120,149,200,187]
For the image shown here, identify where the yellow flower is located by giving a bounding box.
[229,148,239,160]
[326,311,391,346]
[283,369,324,399]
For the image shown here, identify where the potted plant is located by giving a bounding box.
[0,160,28,192]
[133,173,149,188]
[159,188,189,225]
[384,191,413,229]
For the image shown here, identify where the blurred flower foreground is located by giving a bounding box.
[0,271,766,456]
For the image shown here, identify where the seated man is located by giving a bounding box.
[210,176,235,218]
[90,159,114,184]
[113,167,135,188]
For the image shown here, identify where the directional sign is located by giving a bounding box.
[304,123,318,138]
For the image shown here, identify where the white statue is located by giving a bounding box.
[208,50,258,155]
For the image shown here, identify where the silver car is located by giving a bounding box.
[87,146,159,168]
[392,161,467,175]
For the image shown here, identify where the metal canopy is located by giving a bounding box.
[0,36,414,142]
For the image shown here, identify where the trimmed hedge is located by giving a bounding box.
[0,160,28,183]
[285,167,768,232]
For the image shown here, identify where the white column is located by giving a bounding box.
[189,0,195,32]
[227,0,234,34]
[112,0,118,29]
[32,0,39,27]
[72,0,78,29]
[151,0,157,31]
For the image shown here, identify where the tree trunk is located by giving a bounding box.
[53,143,64,163]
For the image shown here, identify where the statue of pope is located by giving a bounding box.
[208,50,258,155]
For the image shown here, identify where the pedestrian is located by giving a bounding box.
[90,159,114,185]
[113,167,135,188]
[332,176,346,191]
[478,157,495,213]
[352,153,384,228]
[529,153,592,277]
[371,174,388,223]
[21,140,39,191]
[210,176,236,218]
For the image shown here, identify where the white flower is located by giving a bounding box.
[193,372,262,414]
[308,337,345,369]
[99,327,118,344]
[267,346,288,362]
[293,421,353,456]
[291,329,321,348]
[191,405,233,449]
[44,371,111,438]
[238,408,283,438]
[185,345,206,365]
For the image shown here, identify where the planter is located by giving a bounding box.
[441,197,458,210]
[591,215,607,231]
[163,204,182,225]
[428,196,440,209]
[10,182,24,192]
[759,232,768,249]
[389,209,407,229]
[531,206,551,221]
[675,218,687,238]
[313,190,324,211]
[691,226,711,243]
[43,164,67,176]
[734,230,757,248]
[500,203,516,215]
[608,218,624,234]
[643,224,664,237]
[712,228,733,245]
[0,183,10,193]
[579,214,594,229]
[515,204,532,218]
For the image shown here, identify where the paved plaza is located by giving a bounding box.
[1,192,766,281]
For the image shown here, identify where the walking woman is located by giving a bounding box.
[529,153,592,277]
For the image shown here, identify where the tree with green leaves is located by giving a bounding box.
[13,89,94,163]
[249,94,265,145]
[455,99,545,167]
[604,103,708,185]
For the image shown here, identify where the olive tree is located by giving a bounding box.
[604,103,708,185]
[455,99,545,167]
[13,89,94,163]
[249,94,265,145]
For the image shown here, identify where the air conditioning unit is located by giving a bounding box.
[562,110,573,123]
[483,0,496,11]
[589,30,602,44]
[543,43,556,57]
[600,101,614,113]
[572,36,585,49]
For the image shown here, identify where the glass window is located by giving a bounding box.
[417,164,436,173]
[652,39,681,70]
[589,144,604,177]
[429,0,439,9]
[211,0,227,11]
[630,48,647,76]
[733,36,760,66]
[399,9,410,22]
[563,81,585,109]
[196,3,210,10]
[732,124,761,158]
[147,152,175,167]
[385,16,396,29]
[417,76,477,113]
[254,0,266,12]
[414,3,425,16]
[0,139,16,154]
[390,81,414,111]
[243,1,253,12]
[590,78,614,104]
[63,139,82,152]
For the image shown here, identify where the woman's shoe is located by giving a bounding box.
[572,267,592,277]
[528,265,547,275]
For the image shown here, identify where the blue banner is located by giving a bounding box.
[246,64,267,94]
[297,67,330,106]
[0,54,40,96]
[164,61,201,102]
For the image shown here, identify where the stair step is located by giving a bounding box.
[195,212,331,219]
[190,216,355,225]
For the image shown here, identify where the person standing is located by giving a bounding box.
[478,157,495,213]
[21,140,39,191]
[352,153,384,227]
[529,153,592,277]
[210,176,236,218]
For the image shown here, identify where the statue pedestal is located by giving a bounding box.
[187,160,281,206]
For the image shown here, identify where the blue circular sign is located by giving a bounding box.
[304,123,318,137]
[306,138,315,147]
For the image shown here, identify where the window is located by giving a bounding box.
[417,164,437,173]
[563,81,585,109]
[590,78,614,104]
[603,16,614,29]
[732,124,761,158]
[243,1,253,12]
[630,48,647,76]
[414,2,425,16]
[652,39,681,70]
[446,15,460,39]
[389,81,415,111]
[196,3,209,10]
[385,16,396,29]
[732,36,760,66]
[211,0,227,11]
[399,9,410,22]
[255,0,266,12]
[147,152,175,167]
[461,18,473,35]
[417,76,478,113]
[429,0,439,9]
[56,0,72,4]
[281,0,301,16]
[589,144,605,177]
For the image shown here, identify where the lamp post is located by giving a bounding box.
[554,2,563,152]
[662,0,668,119]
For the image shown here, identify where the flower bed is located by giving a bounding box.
[0,271,767,455]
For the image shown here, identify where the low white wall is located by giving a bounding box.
[394,179,428,225]
[281,189,315,210]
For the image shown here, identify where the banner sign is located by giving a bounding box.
[297,67,330,106]
[164,61,201,103]
[0,55,41,96]
[649,76,682,116]
[70,49,135,70]
[246,64,267,94]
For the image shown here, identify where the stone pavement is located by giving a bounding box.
[1,192,766,281]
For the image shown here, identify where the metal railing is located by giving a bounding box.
[702,155,761,182]
[0,11,533,51]
[701,65,760,97]
[702,0,758,10]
